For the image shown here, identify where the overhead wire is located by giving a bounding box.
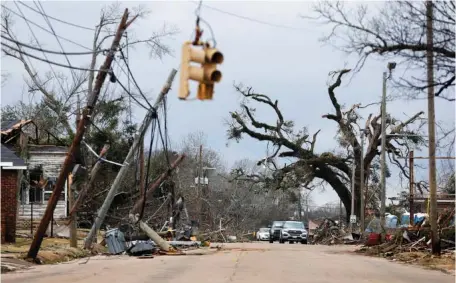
[1,42,108,72]
[12,1,67,98]
[118,48,154,109]
[34,0,78,82]
[190,1,310,32]
[1,35,107,55]
[16,0,96,31]
[1,4,92,50]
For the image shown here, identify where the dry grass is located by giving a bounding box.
[1,236,93,265]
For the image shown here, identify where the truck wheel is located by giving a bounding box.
[269,239,273,243]
[279,238,285,244]
[301,240,308,244]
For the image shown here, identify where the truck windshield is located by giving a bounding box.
[283,222,304,229]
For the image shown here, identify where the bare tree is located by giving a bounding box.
[306,1,455,102]
[227,69,425,218]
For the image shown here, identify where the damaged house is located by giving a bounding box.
[1,119,70,224]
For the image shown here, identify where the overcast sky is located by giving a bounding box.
[1,1,454,206]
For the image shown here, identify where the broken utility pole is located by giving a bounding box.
[67,144,110,221]
[130,154,186,215]
[27,9,134,259]
[84,69,178,249]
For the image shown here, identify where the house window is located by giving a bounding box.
[29,187,43,203]
[28,169,44,204]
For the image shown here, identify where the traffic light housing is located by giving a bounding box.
[179,41,224,100]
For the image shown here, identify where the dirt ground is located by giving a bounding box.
[354,245,455,275]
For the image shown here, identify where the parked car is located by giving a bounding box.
[256,228,270,241]
[279,221,308,244]
[269,221,285,243]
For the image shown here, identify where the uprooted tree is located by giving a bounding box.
[227,69,425,218]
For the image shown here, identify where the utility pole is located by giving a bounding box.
[68,175,77,247]
[379,71,387,228]
[130,155,185,216]
[350,161,356,231]
[305,192,309,225]
[360,130,365,233]
[380,62,396,229]
[197,145,203,226]
[84,69,178,249]
[409,150,415,226]
[139,140,145,202]
[27,10,133,259]
[426,0,440,255]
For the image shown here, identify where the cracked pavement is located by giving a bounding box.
[2,243,454,283]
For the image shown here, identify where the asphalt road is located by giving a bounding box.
[2,242,454,283]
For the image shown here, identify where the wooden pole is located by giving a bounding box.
[130,155,186,215]
[425,0,440,255]
[67,144,110,220]
[409,150,415,226]
[68,174,77,247]
[197,145,203,225]
[84,69,178,249]
[360,130,365,232]
[27,10,132,259]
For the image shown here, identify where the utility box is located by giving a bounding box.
[105,228,127,254]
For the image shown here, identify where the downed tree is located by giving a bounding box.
[227,69,425,217]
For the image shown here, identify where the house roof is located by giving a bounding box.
[1,119,33,135]
[1,144,27,169]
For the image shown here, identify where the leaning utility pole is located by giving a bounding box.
[426,0,440,255]
[27,10,133,259]
[84,69,178,249]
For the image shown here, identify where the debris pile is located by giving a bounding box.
[311,218,360,245]
[357,209,455,259]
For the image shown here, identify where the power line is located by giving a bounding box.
[192,1,309,31]
[1,35,106,55]
[17,1,96,31]
[1,42,107,72]
[111,71,150,111]
[34,0,78,82]
[2,4,92,50]
[13,1,67,97]
[118,49,154,109]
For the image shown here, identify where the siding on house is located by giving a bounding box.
[18,145,69,220]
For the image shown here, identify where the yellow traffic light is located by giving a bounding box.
[179,41,224,100]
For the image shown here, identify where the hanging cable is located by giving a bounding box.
[139,115,158,221]
[156,114,171,168]
[109,70,150,111]
[118,48,154,109]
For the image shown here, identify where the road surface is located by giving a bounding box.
[2,242,454,283]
